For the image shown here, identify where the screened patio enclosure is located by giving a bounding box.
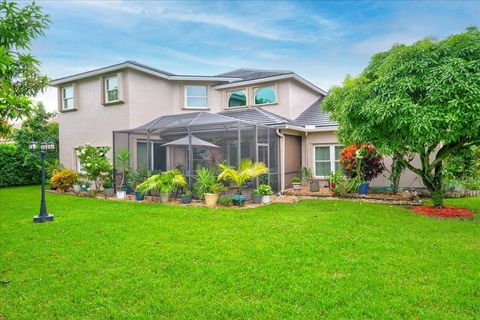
[113,112,280,192]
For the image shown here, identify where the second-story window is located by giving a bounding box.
[62,85,74,110]
[254,86,276,105]
[185,85,208,109]
[104,75,119,103]
[227,89,247,108]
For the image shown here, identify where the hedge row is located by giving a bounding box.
[0,144,42,187]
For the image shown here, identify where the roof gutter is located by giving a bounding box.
[272,124,338,132]
[212,73,328,96]
[51,62,243,86]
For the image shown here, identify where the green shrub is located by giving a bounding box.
[0,144,41,187]
[256,184,273,195]
[51,168,78,191]
[218,195,233,207]
[291,177,301,183]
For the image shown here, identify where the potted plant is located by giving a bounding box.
[73,183,82,193]
[291,177,302,190]
[102,174,115,197]
[217,158,268,206]
[180,189,192,204]
[193,166,225,207]
[339,144,384,196]
[299,166,318,191]
[252,188,263,204]
[116,187,126,199]
[257,184,273,203]
[81,181,90,192]
[128,169,150,201]
[137,169,186,203]
[116,148,132,194]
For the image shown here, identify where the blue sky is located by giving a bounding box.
[34,0,480,110]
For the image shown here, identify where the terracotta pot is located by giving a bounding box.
[204,193,219,207]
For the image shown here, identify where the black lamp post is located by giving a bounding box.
[29,141,55,223]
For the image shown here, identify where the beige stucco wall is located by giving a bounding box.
[304,131,424,188]
[58,72,130,170]
[288,81,323,119]
[57,68,324,171]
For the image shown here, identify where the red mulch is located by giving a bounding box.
[412,206,475,218]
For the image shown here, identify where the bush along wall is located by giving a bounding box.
[0,144,43,187]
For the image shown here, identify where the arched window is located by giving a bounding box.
[255,86,276,105]
[228,90,247,108]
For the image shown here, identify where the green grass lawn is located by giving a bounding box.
[1,186,479,319]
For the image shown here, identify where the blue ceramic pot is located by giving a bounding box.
[134,190,144,201]
[123,184,134,194]
[181,195,192,204]
[232,194,247,206]
[359,182,369,195]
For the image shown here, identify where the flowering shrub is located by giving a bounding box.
[339,144,384,181]
[51,168,78,191]
[76,144,112,189]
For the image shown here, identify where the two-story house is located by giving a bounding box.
[51,61,421,191]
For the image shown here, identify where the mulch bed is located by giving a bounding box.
[412,206,475,218]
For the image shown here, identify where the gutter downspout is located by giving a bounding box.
[276,129,285,192]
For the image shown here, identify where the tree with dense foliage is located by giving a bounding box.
[0,0,50,138]
[443,145,480,191]
[323,27,480,207]
[0,102,58,187]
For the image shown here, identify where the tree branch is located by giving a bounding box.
[431,139,468,168]
[398,157,422,176]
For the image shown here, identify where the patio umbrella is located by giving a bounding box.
[161,135,220,148]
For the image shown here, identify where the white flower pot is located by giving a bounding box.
[159,193,170,203]
[261,195,271,204]
[204,193,219,207]
[116,190,126,199]
[73,184,82,193]
[292,183,302,190]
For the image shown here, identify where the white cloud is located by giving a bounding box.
[64,0,338,43]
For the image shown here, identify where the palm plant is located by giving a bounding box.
[193,166,225,199]
[116,148,130,187]
[136,169,186,195]
[217,158,268,194]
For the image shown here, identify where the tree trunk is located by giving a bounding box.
[417,160,444,208]
[431,188,444,208]
[390,153,405,194]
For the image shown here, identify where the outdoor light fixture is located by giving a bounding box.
[29,140,56,223]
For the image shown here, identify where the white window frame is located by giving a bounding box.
[74,148,85,174]
[184,85,208,109]
[61,85,74,110]
[104,75,119,103]
[313,144,342,178]
[226,88,248,109]
[253,85,277,106]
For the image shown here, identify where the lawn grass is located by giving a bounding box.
[1,186,479,319]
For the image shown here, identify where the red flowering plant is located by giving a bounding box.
[339,144,384,182]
